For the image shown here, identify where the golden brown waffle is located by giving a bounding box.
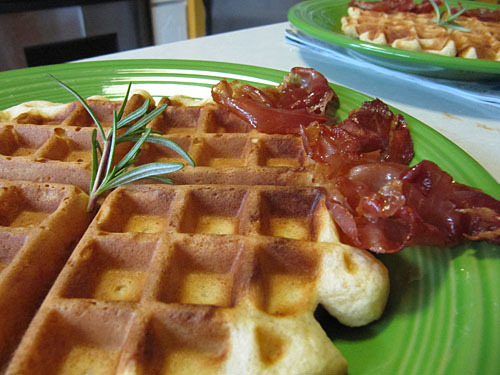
[142,100,317,186]
[5,184,388,375]
[0,91,153,127]
[0,180,90,372]
[341,6,500,60]
[0,93,390,374]
[452,16,500,60]
[0,101,317,191]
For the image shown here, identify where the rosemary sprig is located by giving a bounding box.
[429,0,471,32]
[47,75,195,212]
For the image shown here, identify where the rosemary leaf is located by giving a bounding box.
[116,99,150,129]
[120,104,167,138]
[116,82,132,122]
[115,127,152,171]
[90,129,99,191]
[149,176,175,184]
[444,0,452,18]
[430,0,441,23]
[445,8,467,23]
[105,115,118,177]
[46,74,107,139]
[444,22,472,32]
[128,134,195,167]
[97,162,184,192]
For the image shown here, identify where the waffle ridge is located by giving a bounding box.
[341,6,500,60]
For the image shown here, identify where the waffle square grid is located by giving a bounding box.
[5,184,389,375]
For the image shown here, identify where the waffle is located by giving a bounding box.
[0,99,317,192]
[5,184,388,375]
[0,93,390,374]
[341,6,500,60]
[0,93,154,192]
[0,180,90,372]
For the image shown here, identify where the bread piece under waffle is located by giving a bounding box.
[0,100,317,191]
[341,6,500,60]
[5,184,389,375]
[0,180,91,372]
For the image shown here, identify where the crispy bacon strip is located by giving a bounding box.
[327,160,500,253]
[211,67,338,134]
[212,67,500,253]
[461,8,500,22]
[301,99,414,168]
[349,0,438,13]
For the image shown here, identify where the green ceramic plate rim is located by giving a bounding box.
[288,0,500,75]
[0,59,499,374]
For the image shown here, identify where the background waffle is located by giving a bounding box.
[452,16,500,60]
[0,180,90,372]
[5,184,389,375]
[341,7,500,60]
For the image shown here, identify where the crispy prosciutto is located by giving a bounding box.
[301,99,414,169]
[351,0,500,22]
[211,67,338,134]
[349,0,438,14]
[211,67,500,253]
[326,160,500,253]
[461,8,500,22]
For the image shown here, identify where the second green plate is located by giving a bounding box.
[288,0,500,80]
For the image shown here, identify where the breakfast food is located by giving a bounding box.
[5,183,389,375]
[0,66,499,374]
[0,92,157,193]
[0,180,90,372]
[341,0,500,61]
[0,73,391,374]
[0,95,318,192]
[212,67,500,253]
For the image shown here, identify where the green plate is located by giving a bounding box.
[1,60,499,374]
[288,0,500,80]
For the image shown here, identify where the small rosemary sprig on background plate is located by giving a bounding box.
[48,75,195,212]
[429,0,471,32]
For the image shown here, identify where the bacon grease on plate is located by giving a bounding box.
[212,67,500,253]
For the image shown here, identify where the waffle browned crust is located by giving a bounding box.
[341,6,500,60]
[5,184,388,375]
[0,94,390,374]
[0,180,91,372]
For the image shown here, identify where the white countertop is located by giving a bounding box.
[82,22,500,183]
